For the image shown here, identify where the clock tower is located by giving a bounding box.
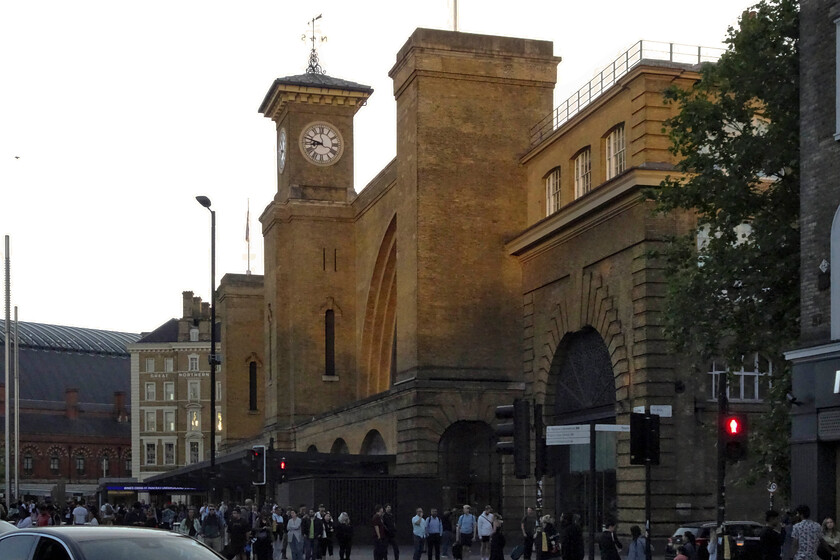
[258,71,372,203]
[258,62,372,436]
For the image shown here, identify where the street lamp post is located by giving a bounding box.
[196,196,217,471]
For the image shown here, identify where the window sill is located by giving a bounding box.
[322,375,339,382]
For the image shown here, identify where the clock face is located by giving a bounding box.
[277,127,287,173]
[299,121,344,166]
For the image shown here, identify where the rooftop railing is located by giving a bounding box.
[528,40,725,148]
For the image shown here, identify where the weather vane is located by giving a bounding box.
[303,14,328,75]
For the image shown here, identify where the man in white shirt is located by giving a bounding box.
[72,500,89,525]
[477,506,495,560]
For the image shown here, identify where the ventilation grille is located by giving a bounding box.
[819,409,840,441]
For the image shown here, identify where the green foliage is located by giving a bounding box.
[646,0,799,497]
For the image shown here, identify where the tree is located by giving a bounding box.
[647,0,799,493]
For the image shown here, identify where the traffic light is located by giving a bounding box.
[534,404,547,479]
[495,398,530,479]
[251,445,266,485]
[722,414,748,462]
[279,457,287,483]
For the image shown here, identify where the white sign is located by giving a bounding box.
[650,405,673,418]
[547,425,590,445]
[595,424,630,432]
[633,406,645,414]
[835,370,840,394]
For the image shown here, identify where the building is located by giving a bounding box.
[786,0,840,519]
[0,320,137,502]
[151,28,773,531]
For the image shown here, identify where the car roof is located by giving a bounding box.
[2,526,187,541]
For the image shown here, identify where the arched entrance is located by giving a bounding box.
[438,421,499,510]
[546,326,617,526]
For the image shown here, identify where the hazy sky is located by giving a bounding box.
[0,0,757,334]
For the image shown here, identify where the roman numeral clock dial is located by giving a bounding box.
[299,121,344,166]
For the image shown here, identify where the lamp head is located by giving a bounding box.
[196,195,212,208]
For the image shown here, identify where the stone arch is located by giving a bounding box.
[360,429,388,455]
[360,216,398,397]
[330,438,350,454]
[438,421,499,509]
[307,444,319,453]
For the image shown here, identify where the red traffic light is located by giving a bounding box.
[725,417,741,435]
[280,460,286,470]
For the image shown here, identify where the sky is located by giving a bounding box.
[0,0,758,334]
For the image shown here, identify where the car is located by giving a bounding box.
[0,525,226,560]
[664,521,764,560]
[0,518,17,535]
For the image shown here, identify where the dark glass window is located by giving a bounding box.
[249,361,258,411]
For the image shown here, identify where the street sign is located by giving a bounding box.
[650,405,672,418]
[546,424,630,445]
[546,425,590,445]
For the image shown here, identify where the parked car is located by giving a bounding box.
[665,521,763,560]
[0,518,17,535]
[0,525,225,560]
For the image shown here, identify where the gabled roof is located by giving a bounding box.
[137,318,179,343]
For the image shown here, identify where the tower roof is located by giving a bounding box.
[258,72,373,120]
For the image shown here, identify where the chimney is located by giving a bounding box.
[65,388,79,420]
[182,291,194,319]
[113,391,127,422]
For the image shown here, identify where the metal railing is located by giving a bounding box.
[529,40,725,147]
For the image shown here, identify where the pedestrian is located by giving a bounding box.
[178,508,202,539]
[385,505,400,560]
[336,512,353,560]
[228,507,253,560]
[273,505,287,560]
[413,508,428,560]
[675,546,689,560]
[521,507,536,560]
[489,516,505,560]
[200,503,225,553]
[559,512,584,560]
[821,518,840,560]
[441,509,454,559]
[792,505,822,560]
[373,505,388,560]
[626,526,647,560]
[72,499,89,525]
[427,508,443,560]
[288,509,305,560]
[456,505,477,560]
[683,532,698,560]
[598,519,622,560]
[254,511,275,560]
[477,506,495,560]
[321,511,335,560]
[100,502,115,526]
[761,511,785,560]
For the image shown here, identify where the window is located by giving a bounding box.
[125,457,132,476]
[545,168,561,216]
[23,454,33,476]
[189,441,200,464]
[144,382,156,402]
[188,380,200,401]
[145,410,157,432]
[190,327,199,342]
[75,455,85,476]
[188,355,199,372]
[217,410,223,432]
[189,410,201,431]
[708,354,771,402]
[145,358,155,372]
[145,443,156,465]
[50,456,59,474]
[249,361,258,411]
[164,382,175,401]
[165,358,174,373]
[574,149,591,198]
[605,124,626,180]
[325,310,336,376]
[101,456,109,477]
[216,381,222,401]
[164,442,175,465]
[164,410,176,432]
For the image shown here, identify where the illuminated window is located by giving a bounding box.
[164,382,175,401]
[217,411,223,432]
[605,124,626,180]
[545,168,561,215]
[189,410,201,431]
[574,149,591,198]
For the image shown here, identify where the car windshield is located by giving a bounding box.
[78,534,222,560]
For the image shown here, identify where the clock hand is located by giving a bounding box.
[305,137,324,146]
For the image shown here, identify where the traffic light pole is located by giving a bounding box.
[717,373,728,527]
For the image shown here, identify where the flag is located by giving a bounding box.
[245,200,250,243]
